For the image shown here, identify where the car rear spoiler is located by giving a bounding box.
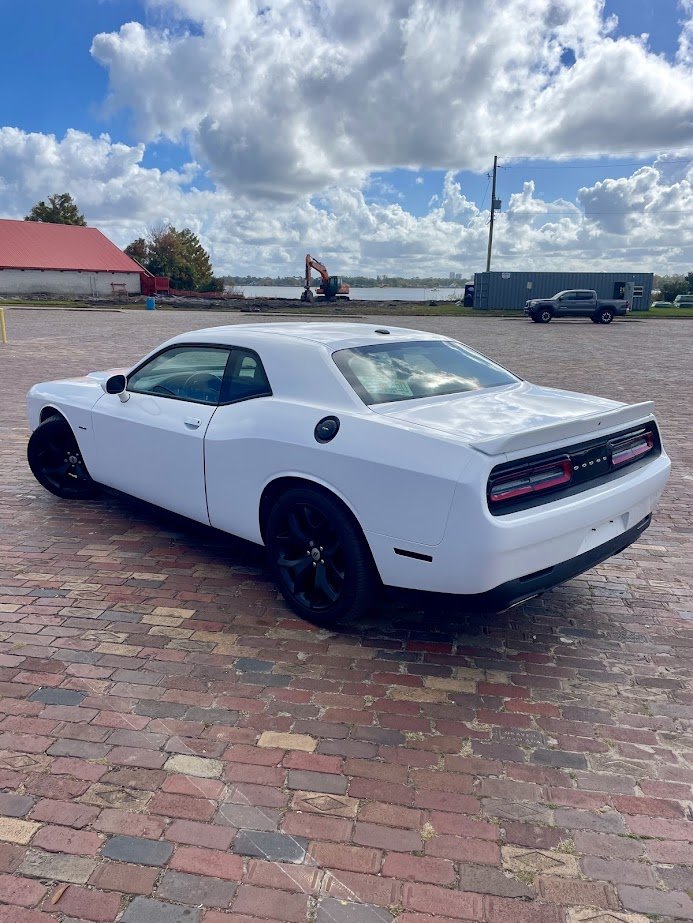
[471,401,656,457]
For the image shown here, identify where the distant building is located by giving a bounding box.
[0,219,144,297]
[473,271,653,311]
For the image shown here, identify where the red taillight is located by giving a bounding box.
[489,457,572,504]
[610,431,654,467]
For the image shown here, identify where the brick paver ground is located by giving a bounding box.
[0,307,691,922]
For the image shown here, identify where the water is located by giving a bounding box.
[235,285,465,302]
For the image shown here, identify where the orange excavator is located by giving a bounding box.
[301,254,350,302]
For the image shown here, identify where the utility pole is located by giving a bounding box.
[486,155,500,272]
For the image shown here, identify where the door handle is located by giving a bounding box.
[184,417,201,429]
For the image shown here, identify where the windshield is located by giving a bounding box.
[332,340,517,405]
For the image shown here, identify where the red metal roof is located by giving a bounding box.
[0,219,142,273]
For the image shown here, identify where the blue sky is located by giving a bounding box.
[0,1,691,275]
[1,0,683,186]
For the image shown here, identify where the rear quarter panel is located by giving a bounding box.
[204,398,472,547]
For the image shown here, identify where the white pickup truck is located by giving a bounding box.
[524,290,631,324]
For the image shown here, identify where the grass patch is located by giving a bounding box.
[4,297,693,319]
[642,307,693,318]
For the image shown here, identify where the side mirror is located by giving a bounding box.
[103,374,129,402]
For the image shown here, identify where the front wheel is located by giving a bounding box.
[27,417,99,500]
[597,308,613,324]
[265,487,376,622]
[538,308,553,323]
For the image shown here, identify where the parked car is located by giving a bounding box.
[651,301,674,309]
[26,323,670,621]
[673,294,693,307]
[525,289,630,324]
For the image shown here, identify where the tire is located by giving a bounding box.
[27,417,99,500]
[538,308,553,323]
[597,308,613,324]
[265,487,376,623]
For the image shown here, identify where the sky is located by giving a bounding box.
[1,0,692,279]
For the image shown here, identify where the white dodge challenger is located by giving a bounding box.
[26,322,670,621]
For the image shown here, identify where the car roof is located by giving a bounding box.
[171,322,448,351]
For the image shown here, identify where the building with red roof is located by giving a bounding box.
[0,218,145,297]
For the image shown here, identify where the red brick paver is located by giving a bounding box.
[0,308,691,921]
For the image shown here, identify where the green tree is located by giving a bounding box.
[25,193,87,226]
[654,274,690,302]
[124,238,149,266]
[124,225,214,290]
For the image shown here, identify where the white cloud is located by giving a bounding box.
[89,0,693,198]
[1,127,691,277]
[2,2,692,278]
[677,0,693,64]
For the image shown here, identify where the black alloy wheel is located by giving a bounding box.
[266,487,376,622]
[598,308,614,324]
[538,308,553,323]
[27,417,98,500]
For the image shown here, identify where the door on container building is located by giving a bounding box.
[631,285,643,311]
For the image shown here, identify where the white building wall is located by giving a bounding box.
[0,269,141,297]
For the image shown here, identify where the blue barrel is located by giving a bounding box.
[146,296,156,311]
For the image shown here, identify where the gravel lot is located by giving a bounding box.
[0,308,692,923]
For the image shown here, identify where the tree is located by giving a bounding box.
[124,225,215,291]
[654,274,690,302]
[124,238,149,266]
[25,193,86,226]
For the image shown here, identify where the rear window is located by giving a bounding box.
[332,340,517,405]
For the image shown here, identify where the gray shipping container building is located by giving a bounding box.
[473,271,653,311]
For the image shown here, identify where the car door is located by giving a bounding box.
[552,292,570,317]
[558,292,579,317]
[574,291,595,316]
[90,344,231,523]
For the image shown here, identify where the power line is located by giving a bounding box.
[478,173,491,211]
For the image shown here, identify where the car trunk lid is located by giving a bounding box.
[371,382,655,456]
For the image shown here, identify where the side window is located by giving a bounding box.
[128,346,231,405]
[578,291,593,300]
[220,348,272,404]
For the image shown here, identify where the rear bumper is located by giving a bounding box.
[365,451,670,597]
[465,513,651,611]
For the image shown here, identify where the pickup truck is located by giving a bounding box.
[524,290,630,324]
